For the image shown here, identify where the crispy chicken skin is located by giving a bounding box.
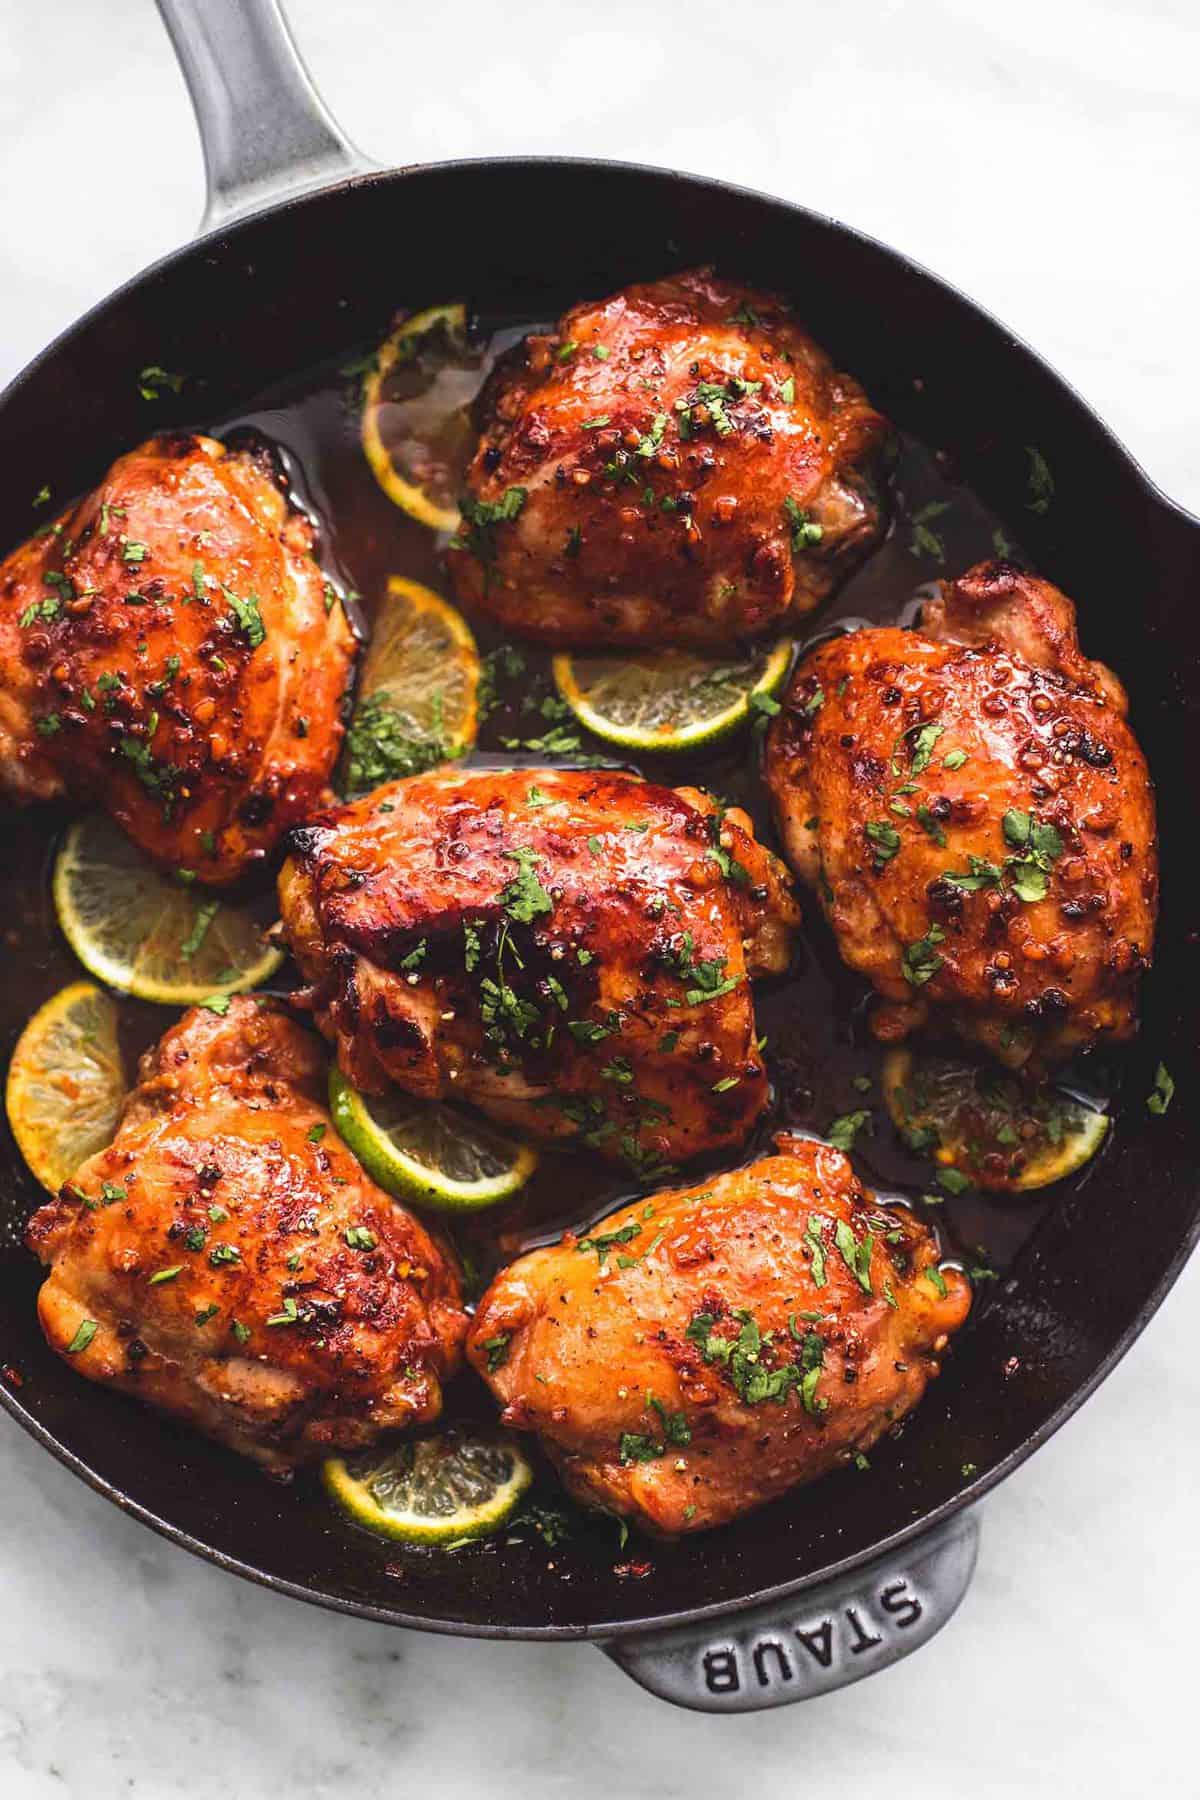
[449,269,888,648]
[25,999,466,1471]
[278,767,799,1172]
[764,561,1157,1067]
[468,1133,969,1534]
[0,435,356,884]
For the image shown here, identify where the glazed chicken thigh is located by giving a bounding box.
[764,561,1157,1067]
[0,434,356,883]
[26,999,466,1471]
[279,767,799,1172]
[449,270,887,648]
[468,1133,970,1534]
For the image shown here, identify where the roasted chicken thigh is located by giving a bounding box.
[764,561,1157,1066]
[279,767,799,1172]
[468,1133,969,1534]
[26,999,466,1470]
[0,434,356,883]
[449,270,887,648]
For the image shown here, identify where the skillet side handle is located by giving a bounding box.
[155,0,373,234]
[598,1508,979,1713]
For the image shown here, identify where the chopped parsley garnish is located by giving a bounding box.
[1026,446,1054,515]
[224,587,266,648]
[576,1221,641,1267]
[908,500,950,561]
[916,803,946,847]
[180,899,219,961]
[901,924,946,987]
[944,855,1003,892]
[66,1320,98,1354]
[483,1332,511,1372]
[686,1309,807,1407]
[866,820,901,868]
[827,1110,871,1152]
[19,597,61,628]
[199,994,232,1015]
[340,693,451,796]
[690,381,735,436]
[568,1018,610,1045]
[803,1215,828,1285]
[344,1226,377,1251]
[449,486,527,567]
[498,847,553,923]
[618,1395,692,1464]
[783,495,824,551]
[148,1265,183,1285]
[1000,808,1064,901]
[138,365,185,400]
[634,413,668,458]
[833,1219,875,1294]
[1147,1063,1175,1117]
[266,1297,301,1327]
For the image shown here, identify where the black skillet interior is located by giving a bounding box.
[0,161,1196,1640]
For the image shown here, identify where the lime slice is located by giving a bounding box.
[323,1426,533,1545]
[883,1047,1109,1193]
[329,1067,537,1210]
[53,814,284,1004]
[360,302,481,533]
[552,640,792,753]
[340,577,480,796]
[6,982,127,1191]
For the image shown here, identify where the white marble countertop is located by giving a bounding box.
[1,1,1197,1792]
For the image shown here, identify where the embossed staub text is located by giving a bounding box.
[701,1577,923,1696]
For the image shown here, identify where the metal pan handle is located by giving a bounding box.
[155,0,374,234]
[598,1508,979,1712]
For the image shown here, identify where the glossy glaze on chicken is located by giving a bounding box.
[450,270,888,647]
[0,434,356,883]
[765,561,1157,1068]
[3,272,1163,1544]
[469,1133,970,1533]
[26,999,466,1470]
[279,766,799,1172]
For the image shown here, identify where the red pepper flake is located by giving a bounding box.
[613,1558,654,1580]
[2,1365,24,1387]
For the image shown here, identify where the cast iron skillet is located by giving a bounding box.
[0,0,1196,1712]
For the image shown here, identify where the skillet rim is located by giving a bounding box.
[0,152,1195,1642]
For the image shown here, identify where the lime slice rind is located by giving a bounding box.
[361,303,479,533]
[360,577,480,752]
[882,1047,1110,1193]
[340,578,481,798]
[6,982,127,1192]
[323,1428,533,1544]
[329,1067,537,1211]
[52,815,283,1005]
[553,640,792,753]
